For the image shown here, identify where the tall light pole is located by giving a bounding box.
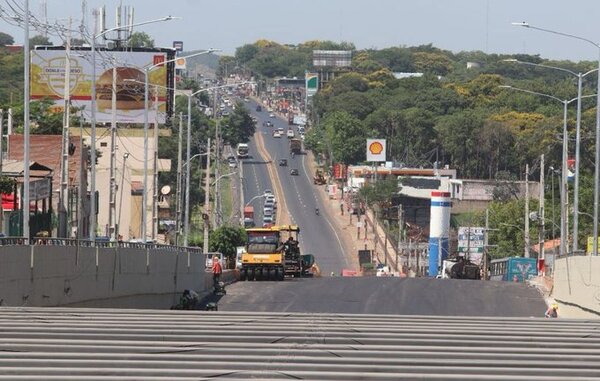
[127,79,249,246]
[90,15,176,242]
[141,48,219,243]
[513,22,600,257]
[499,85,596,258]
[23,0,30,242]
[503,58,598,253]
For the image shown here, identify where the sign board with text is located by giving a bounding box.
[31,47,175,124]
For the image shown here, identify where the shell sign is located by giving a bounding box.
[366,139,386,162]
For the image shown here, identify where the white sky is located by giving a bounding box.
[3,0,600,61]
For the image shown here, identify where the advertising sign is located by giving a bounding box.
[305,72,319,97]
[31,48,173,124]
[172,40,184,51]
[366,139,386,162]
[458,226,485,265]
[333,163,347,180]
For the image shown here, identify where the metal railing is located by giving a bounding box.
[0,236,203,254]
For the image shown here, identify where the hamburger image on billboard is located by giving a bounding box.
[96,67,148,111]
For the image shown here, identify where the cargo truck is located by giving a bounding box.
[289,138,302,155]
[243,206,254,228]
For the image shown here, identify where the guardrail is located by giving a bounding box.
[0,236,204,254]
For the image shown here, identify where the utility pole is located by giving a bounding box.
[58,18,72,238]
[397,205,403,273]
[525,163,530,258]
[213,90,221,227]
[484,209,489,280]
[539,154,545,261]
[203,137,211,254]
[152,92,159,241]
[108,60,117,240]
[175,112,183,245]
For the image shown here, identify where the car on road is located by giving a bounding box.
[263,206,273,216]
[273,131,282,138]
[279,159,287,166]
[262,216,273,227]
[264,189,272,195]
[227,156,237,168]
[290,168,299,176]
[287,129,294,138]
[266,121,273,127]
[269,113,275,118]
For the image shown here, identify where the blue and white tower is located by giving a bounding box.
[428,191,451,277]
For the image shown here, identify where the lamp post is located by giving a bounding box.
[513,22,600,257]
[500,85,597,258]
[90,16,176,242]
[141,48,219,243]
[503,58,598,253]
[128,79,249,246]
[116,152,129,241]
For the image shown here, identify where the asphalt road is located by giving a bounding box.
[243,100,350,274]
[215,276,547,316]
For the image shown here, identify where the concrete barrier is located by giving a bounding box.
[0,244,206,308]
[553,255,600,316]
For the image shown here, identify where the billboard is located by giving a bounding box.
[458,226,485,265]
[31,47,175,124]
[313,50,352,67]
[305,72,319,97]
[366,139,386,162]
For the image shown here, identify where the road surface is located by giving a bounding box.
[243,100,350,275]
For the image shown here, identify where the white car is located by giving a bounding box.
[273,131,282,138]
[287,129,294,138]
[269,113,275,118]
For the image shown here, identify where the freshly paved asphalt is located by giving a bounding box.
[216,276,547,317]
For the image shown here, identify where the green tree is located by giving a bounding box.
[209,225,247,266]
[0,32,14,46]
[320,111,369,165]
[217,55,237,79]
[358,177,399,208]
[219,101,256,146]
[29,35,52,46]
[128,32,154,48]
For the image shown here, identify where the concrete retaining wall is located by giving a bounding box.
[0,245,206,308]
[553,256,600,315]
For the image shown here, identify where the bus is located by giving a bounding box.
[490,257,538,282]
[236,143,249,159]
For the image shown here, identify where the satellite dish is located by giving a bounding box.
[161,185,171,195]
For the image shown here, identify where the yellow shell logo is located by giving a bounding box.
[176,58,186,66]
[369,141,383,155]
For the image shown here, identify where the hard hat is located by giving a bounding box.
[552,303,558,309]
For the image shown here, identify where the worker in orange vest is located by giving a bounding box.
[212,256,223,289]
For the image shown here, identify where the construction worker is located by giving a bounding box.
[545,303,558,318]
[212,256,223,289]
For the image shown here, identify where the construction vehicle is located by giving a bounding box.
[314,169,326,185]
[240,225,311,281]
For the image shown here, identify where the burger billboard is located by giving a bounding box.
[31,47,175,124]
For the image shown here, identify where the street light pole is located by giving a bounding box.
[142,49,219,243]
[513,22,600,257]
[23,0,30,242]
[503,59,598,253]
[91,16,177,242]
[498,86,597,257]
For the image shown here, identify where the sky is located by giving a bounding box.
[3,0,600,62]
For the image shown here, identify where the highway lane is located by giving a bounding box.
[216,276,546,316]
[246,100,350,275]
[240,124,273,225]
